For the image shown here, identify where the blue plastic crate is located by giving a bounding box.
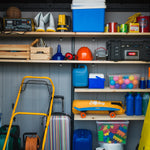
[72,8,105,32]
[73,129,92,150]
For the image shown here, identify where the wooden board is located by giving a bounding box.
[74,114,145,120]
[30,47,53,60]
[0,44,30,60]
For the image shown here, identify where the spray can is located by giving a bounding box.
[125,92,134,116]
[135,92,142,115]
[142,93,150,115]
[139,77,146,89]
[147,67,150,88]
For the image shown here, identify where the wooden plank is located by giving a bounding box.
[74,114,145,121]
[0,45,30,51]
[74,87,150,93]
[30,54,50,60]
[0,52,29,59]
[1,32,150,37]
[30,47,53,60]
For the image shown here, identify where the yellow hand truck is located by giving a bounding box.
[2,76,55,150]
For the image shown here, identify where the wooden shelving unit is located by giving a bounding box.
[74,114,145,120]
[0,60,150,64]
[74,87,150,93]
[0,32,150,37]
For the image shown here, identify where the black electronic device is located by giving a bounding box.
[107,40,150,61]
[0,17,3,31]
[3,18,34,31]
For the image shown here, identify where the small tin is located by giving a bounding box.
[109,22,118,32]
[104,24,109,32]
[120,24,128,33]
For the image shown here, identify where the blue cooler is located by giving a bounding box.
[89,73,105,88]
[73,129,92,150]
[73,64,88,87]
[71,0,106,32]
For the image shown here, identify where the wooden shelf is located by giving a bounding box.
[0,32,150,37]
[74,87,150,93]
[0,60,150,64]
[74,114,145,120]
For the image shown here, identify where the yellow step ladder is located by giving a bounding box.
[138,97,150,150]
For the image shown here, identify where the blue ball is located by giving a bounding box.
[128,83,134,89]
[123,75,129,79]
[115,83,120,89]
[110,80,115,86]
[121,83,127,89]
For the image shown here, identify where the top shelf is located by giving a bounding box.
[1,32,150,37]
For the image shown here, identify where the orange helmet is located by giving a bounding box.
[77,47,93,60]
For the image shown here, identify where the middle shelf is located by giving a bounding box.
[74,114,145,120]
[74,87,150,93]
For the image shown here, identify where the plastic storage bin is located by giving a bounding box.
[96,121,129,144]
[109,74,140,89]
[73,64,88,87]
[89,73,105,88]
[71,0,106,32]
[73,129,92,150]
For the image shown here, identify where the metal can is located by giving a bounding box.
[137,16,150,32]
[109,22,118,32]
[120,24,128,33]
[104,24,109,32]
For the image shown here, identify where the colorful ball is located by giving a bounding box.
[110,85,115,89]
[115,83,120,89]
[121,83,127,89]
[129,75,134,81]
[118,79,124,85]
[123,75,129,79]
[119,75,123,79]
[110,80,115,86]
[132,79,138,85]
[134,75,138,80]
[124,79,130,84]
[128,83,134,89]
[109,76,113,80]
[113,76,119,81]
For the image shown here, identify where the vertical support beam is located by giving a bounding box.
[71,37,75,150]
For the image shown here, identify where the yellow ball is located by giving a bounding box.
[129,75,134,81]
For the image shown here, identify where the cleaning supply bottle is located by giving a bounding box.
[135,92,142,115]
[142,93,150,115]
[125,92,134,116]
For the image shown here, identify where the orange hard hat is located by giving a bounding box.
[77,47,93,60]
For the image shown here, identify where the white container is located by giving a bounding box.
[100,143,123,150]
[72,0,106,5]
[71,0,106,9]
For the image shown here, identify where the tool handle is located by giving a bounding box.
[53,95,64,113]
[30,39,40,47]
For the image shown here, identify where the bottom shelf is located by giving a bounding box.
[74,114,145,121]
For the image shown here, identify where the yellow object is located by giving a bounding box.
[129,23,139,33]
[36,28,45,32]
[57,14,68,31]
[138,97,150,150]
[2,76,55,150]
[72,100,125,116]
[125,13,141,24]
